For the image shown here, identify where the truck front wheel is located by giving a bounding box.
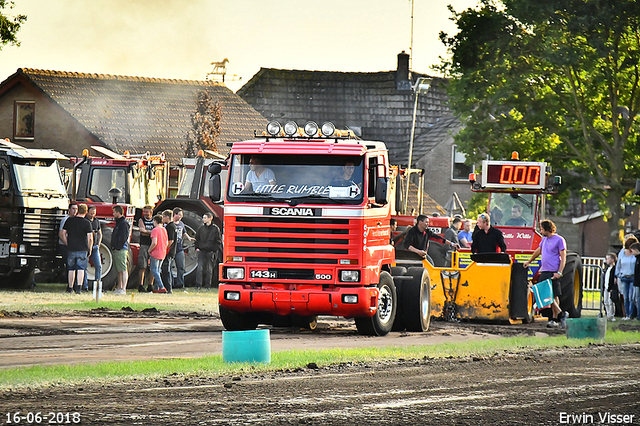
[355,271,397,336]
[219,305,259,331]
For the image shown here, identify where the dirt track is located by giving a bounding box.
[1,311,639,425]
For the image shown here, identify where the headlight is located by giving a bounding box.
[266,121,281,136]
[224,291,241,301]
[342,295,358,304]
[304,121,319,137]
[19,244,26,254]
[340,270,360,282]
[284,121,298,136]
[321,122,335,137]
[226,267,245,280]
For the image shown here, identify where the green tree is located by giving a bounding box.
[0,1,26,49]
[439,0,640,246]
[185,90,222,157]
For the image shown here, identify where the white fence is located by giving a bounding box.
[581,256,605,311]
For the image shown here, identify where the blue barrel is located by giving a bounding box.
[566,317,606,340]
[222,329,271,363]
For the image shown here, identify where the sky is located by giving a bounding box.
[0,0,479,93]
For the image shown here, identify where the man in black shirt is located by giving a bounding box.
[471,213,507,253]
[137,205,155,292]
[404,215,457,258]
[195,212,222,289]
[61,203,93,294]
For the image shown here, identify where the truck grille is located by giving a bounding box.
[23,209,64,253]
[231,216,355,265]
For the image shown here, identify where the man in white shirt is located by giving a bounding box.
[244,156,275,193]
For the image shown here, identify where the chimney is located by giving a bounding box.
[396,51,412,92]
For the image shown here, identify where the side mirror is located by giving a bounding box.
[375,177,388,205]
[208,163,222,175]
[635,179,640,196]
[209,174,221,202]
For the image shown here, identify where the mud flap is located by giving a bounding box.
[509,263,529,320]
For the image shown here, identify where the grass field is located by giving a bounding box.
[0,283,220,315]
[1,330,639,389]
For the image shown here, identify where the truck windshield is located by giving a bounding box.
[489,193,536,227]
[12,158,66,195]
[227,154,364,204]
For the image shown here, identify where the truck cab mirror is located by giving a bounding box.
[209,174,221,202]
[635,179,640,196]
[208,163,222,175]
[375,177,388,205]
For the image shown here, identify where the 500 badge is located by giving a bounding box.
[315,274,332,280]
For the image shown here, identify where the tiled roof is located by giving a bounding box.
[237,68,452,164]
[18,69,267,163]
[396,115,463,166]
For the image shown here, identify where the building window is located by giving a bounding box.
[452,145,473,181]
[14,101,35,140]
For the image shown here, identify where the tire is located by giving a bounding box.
[219,305,259,331]
[560,252,583,318]
[5,267,35,290]
[402,267,431,332]
[355,272,397,336]
[523,291,535,324]
[180,210,203,287]
[390,266,407,331]
[292,315,318,330]
[99,228,117,291]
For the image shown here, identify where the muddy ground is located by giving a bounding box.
[1,311,639,425]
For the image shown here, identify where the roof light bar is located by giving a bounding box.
[266,121,281,136]
[304,121,319,137]
[284,121,298,136]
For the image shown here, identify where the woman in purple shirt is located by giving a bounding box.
[523,220,567,328]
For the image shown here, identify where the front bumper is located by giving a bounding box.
[218,283,379,318]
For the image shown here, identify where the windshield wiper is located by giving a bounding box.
[285,195,348,206]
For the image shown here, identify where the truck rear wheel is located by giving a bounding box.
[99,228,133,291]
[390,267,407,331]
[219,305,259,331]
[292,315,318,330]
[180,210,203,287]
[560,253,583,318]
[355,272,397,336]
[402,267,431,332]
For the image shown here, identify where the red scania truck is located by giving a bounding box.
[212,121,431,336]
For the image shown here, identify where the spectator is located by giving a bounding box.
[403,214,458,259]
[58,203,78,279]
[390,218,398,245]
[615,235,639,320]
[603,253,618,321]
[161,209,177,292]
[172,207,193,289]
[61,203,92,294]
[471,213,506,254]
[444,217,462,265]
[505,205,527,226]
[82,205,102,292]
[631,242,640,321]
[458,219,473,248]
[148,214,168,294]
[194,212,222,289]
[110,205,130,295]
[523,219,568,328]
[137,205,155,293]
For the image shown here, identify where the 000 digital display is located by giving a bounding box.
[481,161,546,189]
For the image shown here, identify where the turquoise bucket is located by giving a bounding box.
[565,317,606,340]
[222,329,271,363]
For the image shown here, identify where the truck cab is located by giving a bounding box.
[215,121,408,335]
[0,140,68,288]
